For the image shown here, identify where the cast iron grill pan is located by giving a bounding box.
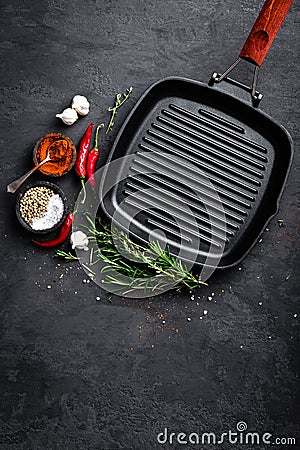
[100,0,293,269]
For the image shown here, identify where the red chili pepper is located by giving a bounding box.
[87,123,104,187]
[75,123,94,202]
[32,212,75,248]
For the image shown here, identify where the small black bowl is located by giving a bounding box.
[16,181,67,234]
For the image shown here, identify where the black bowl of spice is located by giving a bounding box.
[33,133,77,177]
[16,181,68,234]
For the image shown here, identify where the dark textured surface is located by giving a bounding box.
[0,1,299,449]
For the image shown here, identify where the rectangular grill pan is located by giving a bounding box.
[99,0,294,270]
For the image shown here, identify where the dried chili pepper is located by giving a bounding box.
[75,123,94,203]
[32,212,74,248]
[87,123,104,187]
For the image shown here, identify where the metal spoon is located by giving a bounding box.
[6,140,64,194]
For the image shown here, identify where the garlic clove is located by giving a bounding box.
[71,95,90,116]
[70,230,89,251]
[56,107,78,126]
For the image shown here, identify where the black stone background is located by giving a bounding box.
[0,1,299,449]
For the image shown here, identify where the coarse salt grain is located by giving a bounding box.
[31,194,64,230]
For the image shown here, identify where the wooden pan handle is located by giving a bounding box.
[239,0,294,67]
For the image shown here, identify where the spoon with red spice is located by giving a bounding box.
[6,140,65,193]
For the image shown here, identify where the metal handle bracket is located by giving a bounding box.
[209,58,263,107]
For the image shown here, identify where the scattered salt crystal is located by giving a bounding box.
[96,296,101,301]
[238,267,242,271]
[208,296,212,301]
[187,317,192,322]
[47,285,51,289]
[258,302,262,306]
[294,314,297,318]
[83,279,87,283]
[203,310,208,315]
[190,295,195,301]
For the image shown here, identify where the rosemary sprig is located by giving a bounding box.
[55,215,206,295]
[105,87,133,134]
[91,216,205,293]
[54,250,78,261]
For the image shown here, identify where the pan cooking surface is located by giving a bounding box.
[100,78,292,268]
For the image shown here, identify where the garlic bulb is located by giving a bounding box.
[56,108,78,126]
[71,95,90,116]
[70,230,89,251]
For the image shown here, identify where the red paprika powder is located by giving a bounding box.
[34,133,77,177]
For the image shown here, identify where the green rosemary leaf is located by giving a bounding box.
[54,250,78,261]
